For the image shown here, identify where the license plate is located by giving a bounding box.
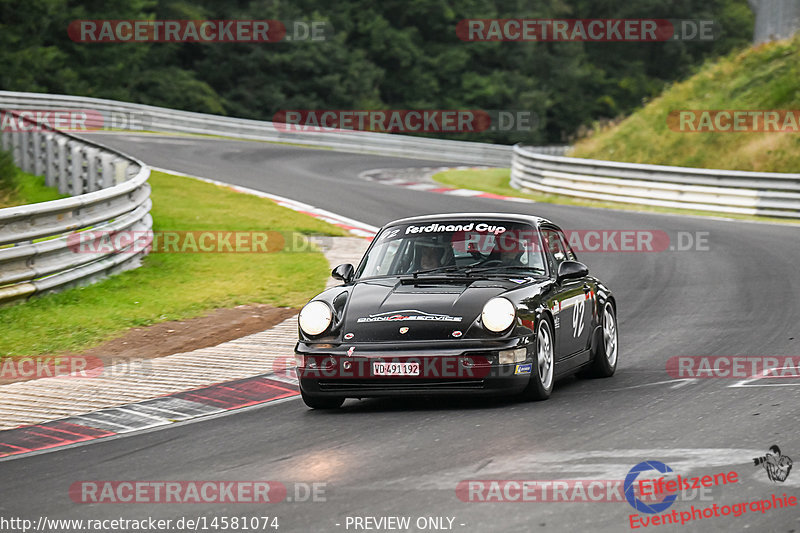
[372,362,420,376]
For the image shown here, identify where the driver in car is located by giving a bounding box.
[489,232,525,267]
[419,245,443,270]
[410,240,453,272]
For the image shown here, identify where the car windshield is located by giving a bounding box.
[355,220,547,279]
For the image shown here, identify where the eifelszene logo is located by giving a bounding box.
[624,461,678,514]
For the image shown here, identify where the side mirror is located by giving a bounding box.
[331,263,355,283]
[557,260,589,283]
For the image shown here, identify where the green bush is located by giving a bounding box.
[0,148,15,191]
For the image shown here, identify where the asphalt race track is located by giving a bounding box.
[1,134,798,532]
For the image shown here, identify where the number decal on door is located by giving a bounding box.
[572,300,585,338]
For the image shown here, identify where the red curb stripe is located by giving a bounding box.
[285,210,374,237]
[0,423,115,457]
[24,423,110,439]
[477,192,517,200]
[222,390,298,410]
[174,377,298,409]
[336,224,372,234]
[4,434,112,455]
[227,379,298,399]
[0,443,30,453]
[367,170,530,204]
[41,421,116,438]
[0,375,299,459]
[1,428,79,448]
[23,428,86,441]
[242,377,299,393]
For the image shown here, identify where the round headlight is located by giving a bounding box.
[481,297,516,333]
[299,301,332,336]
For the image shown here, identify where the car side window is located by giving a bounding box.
[556,229,577,262]
[542,229,570,273]
[377,239,403,274]
[359,238,402,277]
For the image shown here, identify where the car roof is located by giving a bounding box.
[385,212,554,228]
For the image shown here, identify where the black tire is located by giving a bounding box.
[301,390,345,409]
[581,301,618,378]
[521,317,554,401]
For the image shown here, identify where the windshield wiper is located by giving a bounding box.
[464,265,546,276]
[410,265,464,278]
[406,264,544,279]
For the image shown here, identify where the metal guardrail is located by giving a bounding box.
[0,109,152,304]
[0,92,570,306]
[4,92,799,217]
[511,144,800,218]
[0,91,572,166]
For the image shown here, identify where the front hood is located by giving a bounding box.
[341,277,527,342]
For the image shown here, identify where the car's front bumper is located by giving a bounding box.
[295,341,534,398]
[299,369,530,397]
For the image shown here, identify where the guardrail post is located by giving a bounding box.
[113,158,129,185]
[99,152,115,189]
[11,129,24,169]
[33,131,46,177]
[21,129,34,174]
[0,128,9,152]
[127,163,140,180]
[44,133,56,187]
[69,141,85,195]
[55,136,69,194]
[85,147,101,192]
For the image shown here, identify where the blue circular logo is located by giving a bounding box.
[624,461,677,514]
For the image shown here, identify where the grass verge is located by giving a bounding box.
[0,150,66,208]
[432,168,800,224]
[0,170,347,357]
[571,35,800,172]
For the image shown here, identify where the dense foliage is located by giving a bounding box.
[0,0,753,144]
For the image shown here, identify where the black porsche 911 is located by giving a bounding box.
[294,213,617,409]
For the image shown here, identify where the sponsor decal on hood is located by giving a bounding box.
[356,309,462,323]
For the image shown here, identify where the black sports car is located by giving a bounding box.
[295,213,617,409]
